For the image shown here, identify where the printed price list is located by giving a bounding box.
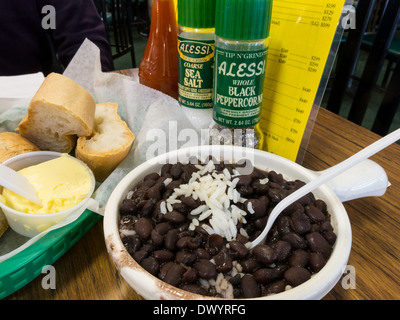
[260,0,346,161]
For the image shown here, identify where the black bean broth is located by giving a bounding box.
[118,158,336,298]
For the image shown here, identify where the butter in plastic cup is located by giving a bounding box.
[0,151,96,238]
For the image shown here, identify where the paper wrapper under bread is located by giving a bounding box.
[0,39,214,261]
[63,39,214,208]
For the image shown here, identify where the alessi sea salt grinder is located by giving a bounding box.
[210,0,272,149]
[178,0,216,109]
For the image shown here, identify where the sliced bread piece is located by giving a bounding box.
[0,132,40,163]
[18,73,95,153]
[0,132,40,237]
[0,209,7,238]
[76,102,134,181]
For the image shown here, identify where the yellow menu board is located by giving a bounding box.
[260,0,346,162]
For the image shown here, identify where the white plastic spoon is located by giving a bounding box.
[0,163,42,206]
[251,128,400,248]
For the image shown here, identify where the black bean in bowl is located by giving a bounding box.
[118,158,336,298]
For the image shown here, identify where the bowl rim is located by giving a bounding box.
[0,151,96,218]
[104,145,352,300]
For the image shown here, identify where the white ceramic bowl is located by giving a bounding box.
[0,151,96,238]
[104,145,352,300]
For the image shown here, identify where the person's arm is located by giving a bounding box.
[45,0,113,71]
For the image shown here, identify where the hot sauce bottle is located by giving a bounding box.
[139,0,179,100]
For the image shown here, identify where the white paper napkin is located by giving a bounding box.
[0,72,45,113]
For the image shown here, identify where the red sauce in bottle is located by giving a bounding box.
[139,0,178,100]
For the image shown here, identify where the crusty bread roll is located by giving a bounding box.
[0,132,40,163]
[18,72,95,153]
[0,210,7,238]
[0,132,39,237]
[76,102,134,182]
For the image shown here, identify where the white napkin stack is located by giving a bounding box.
[0,72,45,114]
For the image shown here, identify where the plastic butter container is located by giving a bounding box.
[0,151,96,238]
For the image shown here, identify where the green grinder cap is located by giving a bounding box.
[178,0,216,28]
[215,0,273,40]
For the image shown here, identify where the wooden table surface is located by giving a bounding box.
[5,70,400,300]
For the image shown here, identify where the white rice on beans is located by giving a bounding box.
[161,160,261,241]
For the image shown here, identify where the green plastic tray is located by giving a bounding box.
[0,209,101,299]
